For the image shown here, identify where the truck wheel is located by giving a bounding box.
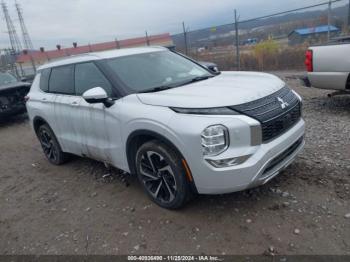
[37,124,67,165]
[135,140,191,209]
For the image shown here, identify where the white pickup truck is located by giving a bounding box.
[303,40,350,94]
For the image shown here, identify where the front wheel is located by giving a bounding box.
[135,140,191,209]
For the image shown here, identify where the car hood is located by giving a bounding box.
[136,71,285,108]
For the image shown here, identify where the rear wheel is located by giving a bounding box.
[37,124,67,165]
[135,140,191,209]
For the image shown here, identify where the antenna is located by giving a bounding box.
[15,0,34,50]
[1,0,22,53]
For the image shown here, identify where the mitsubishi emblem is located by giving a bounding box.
[277,97,289,109]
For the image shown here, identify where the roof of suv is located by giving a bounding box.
[37,46,167,71]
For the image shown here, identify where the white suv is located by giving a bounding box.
[26,47,305,209]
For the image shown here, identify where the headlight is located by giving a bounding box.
[171,107,238,115]
[292,90,303,116]
[201,125,229,156]
[292,90,302,102]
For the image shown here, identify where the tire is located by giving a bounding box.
[135,140,191,209]
[36,124,67,165]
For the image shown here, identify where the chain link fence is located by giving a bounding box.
[173,0,349,71]
[1,0,349,78]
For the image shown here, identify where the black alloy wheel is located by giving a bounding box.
[37,124,67,165]
[136,140,191,209]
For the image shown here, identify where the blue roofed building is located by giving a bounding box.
[288,25,340,45]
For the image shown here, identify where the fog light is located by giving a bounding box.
[206,155,251,168]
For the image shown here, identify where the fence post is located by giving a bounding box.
[18,62,24,76]
[182,21,188,55]
[327,0,332,41]
[29,52,36,73]
[348,0,350,28]
[115,38,120,49]
[234,9,240,70]
[145,31,150,46]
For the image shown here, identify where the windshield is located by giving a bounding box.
[0,72,17,86]
[104,50,212,93]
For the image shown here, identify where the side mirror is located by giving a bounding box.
[82,87,114,108]
[198,61,220,74]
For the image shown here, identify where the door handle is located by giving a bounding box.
[71,101,79,106]
[41,98,48,103]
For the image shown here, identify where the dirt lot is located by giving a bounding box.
[0,73,349,255]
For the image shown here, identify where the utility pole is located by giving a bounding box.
[1,1,22,53]
[15,0,34,50]
[234,9,240,71]
[15,0,35,73]
[182,21,188,55]
[328,0,332,41]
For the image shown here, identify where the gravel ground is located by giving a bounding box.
[0,72,349,255]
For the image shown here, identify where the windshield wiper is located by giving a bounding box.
[139,75,215,93]
[139,85,175,93]
[177,75,215,87]
[192,75,214,82]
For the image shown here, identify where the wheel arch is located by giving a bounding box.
[125,129,198,193]
[33,116,50,134]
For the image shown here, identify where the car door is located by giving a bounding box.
[48,65,82,155]
[74,62,123,165]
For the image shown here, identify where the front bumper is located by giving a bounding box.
[179,118,305,195]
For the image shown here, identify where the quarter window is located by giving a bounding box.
[49,65,74,95]
[39,69,51,92]
[75,62,113,96]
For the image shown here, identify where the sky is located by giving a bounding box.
[0,0,346,49]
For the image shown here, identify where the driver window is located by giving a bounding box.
[75,62,113,96]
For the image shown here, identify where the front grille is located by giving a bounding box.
[261,103,301,141]
[230,86,301,142]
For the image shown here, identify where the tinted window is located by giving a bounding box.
[75,62,113,96]
[39,69,51,92]
[49,65,74,94]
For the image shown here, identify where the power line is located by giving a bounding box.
[239,0,343,24]
[174,0,345,36]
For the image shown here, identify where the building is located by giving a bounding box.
[16,33,173,76]
[288,25,340,45]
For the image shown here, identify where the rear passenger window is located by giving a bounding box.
[49,65,74,95]
[39,69,50,92]
[75,62,113,96]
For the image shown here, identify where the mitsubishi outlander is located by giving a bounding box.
[26,47,305,209]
